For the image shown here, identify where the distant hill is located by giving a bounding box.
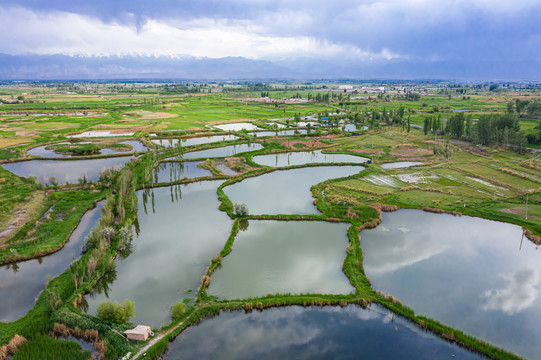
[1,53,540,81]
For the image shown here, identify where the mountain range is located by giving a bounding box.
[1,54,540,81]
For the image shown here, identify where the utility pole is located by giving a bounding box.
[525,193,529,220]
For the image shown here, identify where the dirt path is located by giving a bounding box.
[0,192,45,244]
[131,322,181,359]
[131,303,214,359]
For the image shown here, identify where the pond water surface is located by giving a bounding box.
[99,141,148,155]
[297,121,319,127]
[381,161,423,169]
[252,150,368,167]
[67,131,134,138]
[214,163,238,176]
[251,129,308,137]
[2,157,133,185]
[342,124,358,132]
[360,209,540,359]
[0,202,103,322]
[28,141,147,158]
[152,162,212,183]
[208,220,353,299]
[214,123,260,131]
[151,135,238,148]
[224,166,363,215]
[27,143,70,158]
[173,143,263,160]
[165,305,481,360]
[84,181,232,327]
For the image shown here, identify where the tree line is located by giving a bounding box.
[423,113,534,152]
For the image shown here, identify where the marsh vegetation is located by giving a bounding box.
[0,81,539,360]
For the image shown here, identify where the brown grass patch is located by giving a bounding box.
[0,345,7,360]
[126,110,178,120]
[0,137,31,148]
[499,207,541,221]
[423,207,460,215]
[389,145,432,157]
[359,217,382,230]
[15,131,38,137]
[465,146,489,157]
[328,194,361,206]
[370,203,399,212]
[524,230,541,245]
[51,324,106,358]
[344,207,358,219]
[5,335,27,357]
[349,148,384,156]
[0,191,45,244]
[499,168,539,181]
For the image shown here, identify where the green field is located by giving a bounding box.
[0,81,540,360]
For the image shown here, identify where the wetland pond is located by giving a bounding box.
[360,209,541,359]
[0,201,103,322]
[27,141,147,157]
[100,140,148,154]
[151,135,238,147]
[169,143,263,160]
[152,162,212,183]
[380,161,423,169]
[251,129,308,137]
[166,305,481,360]
[224,166,363,215]
[2,157,134,185]
[214,123,260,131]
[84,181,232,327]
[67,131,134,138]
[252,150,367,167]
[208,220,353,299]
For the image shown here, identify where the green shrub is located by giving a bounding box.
[171,301,186,320]
[96,300,135,324]
[233,203,249,217]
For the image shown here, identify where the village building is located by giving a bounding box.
[124,325,152,341]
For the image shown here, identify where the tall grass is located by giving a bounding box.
[11,334,90,360]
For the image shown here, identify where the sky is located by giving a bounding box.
[1,0,540,78]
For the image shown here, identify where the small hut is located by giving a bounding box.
[124,325,152,341]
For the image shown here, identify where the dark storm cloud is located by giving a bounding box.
[0,1,540,63]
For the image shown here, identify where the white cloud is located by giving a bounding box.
[482,268,540,315]
[0,6,404,61]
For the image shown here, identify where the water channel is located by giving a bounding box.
[0,202,103,322]
[84,181,232,327]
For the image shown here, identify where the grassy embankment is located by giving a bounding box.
[137,128,532,360]
[1,86,539,359]
[0,155,143,359]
